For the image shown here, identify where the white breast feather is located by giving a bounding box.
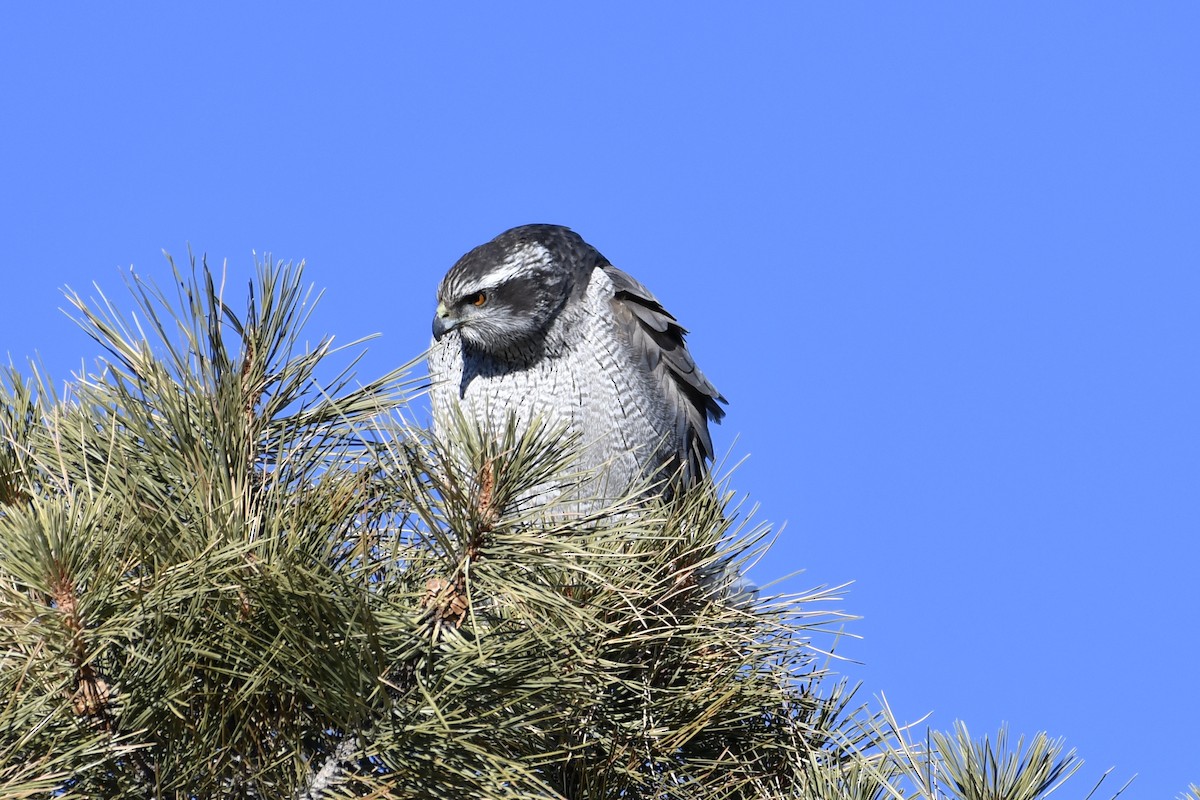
[428,268,674,507]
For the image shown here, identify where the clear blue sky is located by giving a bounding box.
[3,5,1197,796]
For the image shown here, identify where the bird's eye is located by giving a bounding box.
[467,291,487,307]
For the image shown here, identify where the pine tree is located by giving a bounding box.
[0,257,1154,798]
[0,257,868,798]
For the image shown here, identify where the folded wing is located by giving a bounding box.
[603,264,727,487]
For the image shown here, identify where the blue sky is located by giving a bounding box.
[3,5,1197,796]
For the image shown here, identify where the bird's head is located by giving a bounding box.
[432,225,601,355]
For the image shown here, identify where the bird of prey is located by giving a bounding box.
[428,224,726,507]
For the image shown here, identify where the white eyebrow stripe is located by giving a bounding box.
[469,243,551,291]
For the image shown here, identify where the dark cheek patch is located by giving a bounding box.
[493,277,539,317]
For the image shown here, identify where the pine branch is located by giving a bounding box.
[0,252,885,798]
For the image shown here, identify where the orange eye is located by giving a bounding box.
[468,291,487,307]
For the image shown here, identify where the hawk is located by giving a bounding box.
[428,224,726,506]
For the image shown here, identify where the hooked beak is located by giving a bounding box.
[432,302,456,341]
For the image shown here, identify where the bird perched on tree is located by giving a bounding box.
[428,224,726,507]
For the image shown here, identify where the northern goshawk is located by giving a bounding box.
[428,224,726,506]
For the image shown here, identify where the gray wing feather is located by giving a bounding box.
[603,265,727,485]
